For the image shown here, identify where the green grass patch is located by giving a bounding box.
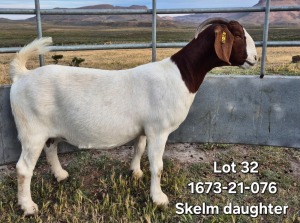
[0,144,299,222]
[0,22,299,47]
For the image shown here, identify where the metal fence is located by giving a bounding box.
[0,0,300,75]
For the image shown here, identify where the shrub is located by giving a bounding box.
[70,57,85,67]
[52,54,64,64]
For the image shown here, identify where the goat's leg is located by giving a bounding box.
[147,133,169,206]
[16,139,45,216]
[130,135,146,179]
[44,139,69,182]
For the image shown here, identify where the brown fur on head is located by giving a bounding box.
[212,20,248,66]
[227,21,248,66]
[171,18,257,93]
[194,18,249,66]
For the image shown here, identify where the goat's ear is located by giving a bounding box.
[214,25,234,65]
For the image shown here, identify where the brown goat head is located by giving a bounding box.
[171,18,257,93]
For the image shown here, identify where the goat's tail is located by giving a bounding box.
[10,37,52,82]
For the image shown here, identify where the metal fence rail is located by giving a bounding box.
[0,0,300,75]
[1,41,300,54]
[2,5,300,15]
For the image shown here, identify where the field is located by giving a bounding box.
[1,22,300,84]
[0,22,300,85]
[1,22,300,47]
[0,23,300,222]
[0,46,300,86]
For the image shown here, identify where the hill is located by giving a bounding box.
[25,4,176,27]
[242,0,300,26]
[172,0,300,27]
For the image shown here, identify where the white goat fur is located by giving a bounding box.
[10,32,257,215]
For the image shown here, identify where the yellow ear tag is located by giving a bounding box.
[221,31,226,44]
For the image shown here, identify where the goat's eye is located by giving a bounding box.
[236,35,246,41]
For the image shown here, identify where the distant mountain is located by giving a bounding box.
[0,18,15,22]
[172,0,300,27]
[242,0,300,26]
[25,4,177,27]
[2,1,299,28]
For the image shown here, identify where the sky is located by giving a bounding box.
[1,0,259,20]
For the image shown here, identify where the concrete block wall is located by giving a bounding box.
[1,75,299,165]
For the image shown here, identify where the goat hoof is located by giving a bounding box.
[21,201,39,216]
[131,169,143,179]
[152,192,169,206]
[56,169,69,182]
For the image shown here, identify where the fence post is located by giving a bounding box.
[152,0,157,62]
[34,0,44,66]
[260,0,271,78]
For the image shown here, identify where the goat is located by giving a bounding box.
[10,18,257,216]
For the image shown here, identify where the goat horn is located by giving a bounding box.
[195,17,229,39]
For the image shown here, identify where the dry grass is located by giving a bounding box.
[1,47,300,85]
[0,48,173,85]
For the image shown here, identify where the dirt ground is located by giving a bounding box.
[1,143,300,180]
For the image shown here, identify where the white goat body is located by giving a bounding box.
[10,19,257,216]
[11,46,195,149]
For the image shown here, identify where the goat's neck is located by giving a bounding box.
[171,37,222,93]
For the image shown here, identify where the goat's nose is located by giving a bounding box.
[254,55,257,61]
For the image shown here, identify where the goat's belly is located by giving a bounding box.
[65,134,138,150]
[59,122,142,150]
[70,138,134,150]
